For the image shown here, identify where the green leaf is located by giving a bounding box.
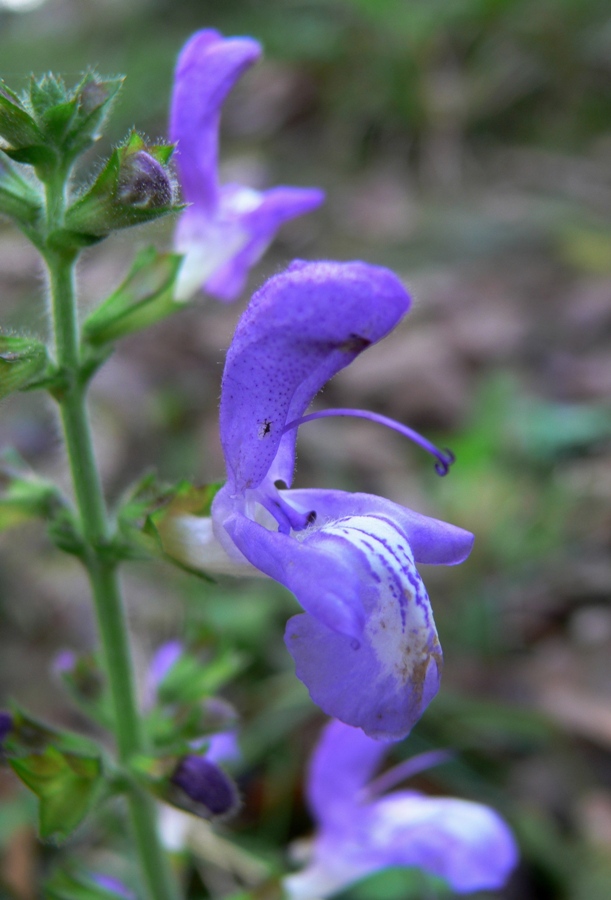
[10,747,103,843]
[146,695,237,753]
[0,150,43,229]
[0,333,51,399]
[0,82,41,148]
[83,246,183,345]
[63,74,123,158]
[0,72,123,180]
[156,647,245,707]
[0,448,65,533]
[29,74,68,117]
[5,708,104,844]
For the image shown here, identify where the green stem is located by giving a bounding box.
[44,174,180,900]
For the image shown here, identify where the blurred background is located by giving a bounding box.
[0,0,611,897]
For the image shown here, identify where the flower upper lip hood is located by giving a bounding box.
[284,719,518,900]
[219,259,411,493]
[164,259,474,740]
[169,30,324,302]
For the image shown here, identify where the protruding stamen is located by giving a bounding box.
[365,749,453,799]
[282,408,456,476]
[254,487,315,535]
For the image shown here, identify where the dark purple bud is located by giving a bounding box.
[0,711,13,745]
[171,754,239,819]
[117,151,174,209]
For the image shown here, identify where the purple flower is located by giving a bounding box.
[284,720,518,899]
[162,260,474,740]
[169,30,324,301]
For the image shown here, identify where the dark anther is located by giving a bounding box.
[307,510,317,525]
[274,479,288,490]
[434,449,456,477]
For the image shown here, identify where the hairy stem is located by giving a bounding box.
[44,172,180,900]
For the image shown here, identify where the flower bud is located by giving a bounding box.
[63,132,179,245]
[0,710,13,746]
[117,150,174,209]
[170,754,239,819]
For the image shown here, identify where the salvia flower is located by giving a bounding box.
[162,260,474,741]
[284,720,518,899]
[169,29,324,301]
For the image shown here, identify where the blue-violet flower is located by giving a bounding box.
[163,260,474,740]
[169,30,324,301]
[284,719,518,899]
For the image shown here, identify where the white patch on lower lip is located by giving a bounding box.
[320,514,440,687]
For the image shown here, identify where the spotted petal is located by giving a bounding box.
[220,260,411,492]
[169,29,261,210]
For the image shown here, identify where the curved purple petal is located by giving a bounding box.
[169,29,261,209]
[365,791,519,893]
[222,511,369,639]
[220,260,411,492]
[204,185,325,301]
[306,720,388,826]
[285,488,474,566]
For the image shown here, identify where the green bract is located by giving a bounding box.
[4,707,105,844]
[83,246,183,345]
[0,150,42,229]
[0,73,122,175]
[0,333,52,398]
